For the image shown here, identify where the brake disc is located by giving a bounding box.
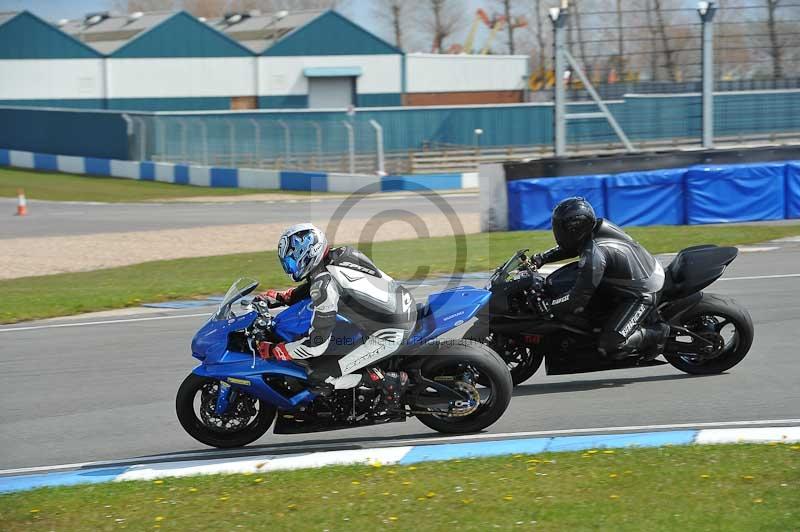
[199,382,257,432]
[448,381,481,417]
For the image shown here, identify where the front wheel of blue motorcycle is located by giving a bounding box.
[176,374,276,448]
[414,340,513,434]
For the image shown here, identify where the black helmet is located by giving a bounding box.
[551,197,597,253]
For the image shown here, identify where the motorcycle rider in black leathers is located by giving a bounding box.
[533,197,670,359]
[255,223,416,407]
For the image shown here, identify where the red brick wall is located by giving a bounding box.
[403,90,524,106]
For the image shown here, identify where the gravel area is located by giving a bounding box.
[1,213,480,279]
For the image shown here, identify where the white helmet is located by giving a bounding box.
[277,223,328,282]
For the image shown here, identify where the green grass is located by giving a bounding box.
[1,444,798,531]
[3,223,800,323]
[0,167,315,202]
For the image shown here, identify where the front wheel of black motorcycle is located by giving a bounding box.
[415,340,513,434]
[464,323,544,386]
[176,374,276,448]
[664,294,754,375]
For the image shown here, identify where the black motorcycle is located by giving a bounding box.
[464,245,754,386]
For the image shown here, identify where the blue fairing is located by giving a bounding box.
[273,297,363,345]
[192,311,257,363]
[189,285,489,411]
[409,286,492,345]
[191,309,314,409]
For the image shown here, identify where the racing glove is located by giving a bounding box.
[257,341,292,361]
[255,288,295,308]
[531,253,545,269]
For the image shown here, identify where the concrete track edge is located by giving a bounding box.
[2,425,798,494]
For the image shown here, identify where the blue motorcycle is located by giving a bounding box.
[177,278,513,448]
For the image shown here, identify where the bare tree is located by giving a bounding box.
[374,0,406,49]
[532,0,546,69]
[571,0,588,69]
[113,0,179,12]
[644,0,658,80]
[180,0,343,18]
[180,0,225,18]
[414,0,466,53]
[766,0,783,79]
[494,0,522,54]
[651,0,678,82]
[227,0,342,11]
[615,0,623,62]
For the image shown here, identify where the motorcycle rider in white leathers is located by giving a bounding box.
[255,223,416,407]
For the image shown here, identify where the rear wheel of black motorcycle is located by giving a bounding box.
[176,373,276,448]
[665,294,754,375]
[464,323,544,386]
[415,340,513,434]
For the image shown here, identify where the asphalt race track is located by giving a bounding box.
[1,237,798,471]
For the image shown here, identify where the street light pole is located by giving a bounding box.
[473,128,484,164]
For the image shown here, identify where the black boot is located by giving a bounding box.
[624,323,670,358]
[600,323,670,360]
[365,368,408,410]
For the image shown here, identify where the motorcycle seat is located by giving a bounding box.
[663,245,738,298]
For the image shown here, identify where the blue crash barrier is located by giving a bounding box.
[507,160,799,230]
[787,162,800,219]
[507,174,607,230]
[605,168,687,226]
[685,162,786,224]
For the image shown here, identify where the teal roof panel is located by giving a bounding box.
[111,11,252,58]
[263,10,402,56]
[0,11,101,59]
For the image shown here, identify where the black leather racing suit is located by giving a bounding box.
[538,219,666,354]
[273,246,417,381]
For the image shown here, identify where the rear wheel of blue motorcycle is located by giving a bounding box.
[176,374,276,448]
[415,340,513,434]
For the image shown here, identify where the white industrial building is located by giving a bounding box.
[0,8,531,111]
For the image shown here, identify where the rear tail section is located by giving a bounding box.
[410,286,491,344]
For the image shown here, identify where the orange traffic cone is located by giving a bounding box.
[16,189,27,216]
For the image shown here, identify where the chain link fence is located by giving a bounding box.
[130,116,407,174]
[548,1,800,155]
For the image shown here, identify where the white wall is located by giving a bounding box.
[258,55,402,96]
[0,59,105,100]
[405,53,528,93]
[106,57,255,98]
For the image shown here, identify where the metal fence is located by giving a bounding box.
[550,0,800,156]
[119,1,800,173]
[132,117,394,174]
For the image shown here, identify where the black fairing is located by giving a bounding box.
[545,261,579,297]
[662,245,738,299]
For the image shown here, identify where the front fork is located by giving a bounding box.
[214,381,237,415]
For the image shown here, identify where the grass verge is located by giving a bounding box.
[0,167,313,202]
[1,444,798,531]
[3,223,799,323]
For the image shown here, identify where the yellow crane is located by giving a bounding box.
[448,10,528,55]
[479,14,506,54]
[462,9,488,54]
